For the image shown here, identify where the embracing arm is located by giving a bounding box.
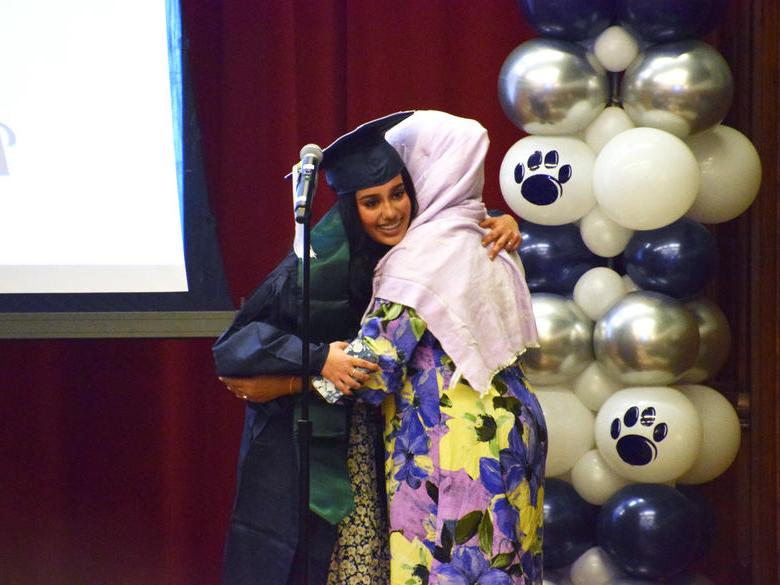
[221,342,378,403]
[212,253,332,407]
[480,213,522,260]
[310,301,426,406]
[227,302,427,405]
[214,256,320,373]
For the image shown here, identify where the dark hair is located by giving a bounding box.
[337,167,418,321]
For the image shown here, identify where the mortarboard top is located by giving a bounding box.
[320,111,414,195]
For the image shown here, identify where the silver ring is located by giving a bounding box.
[350,368,358,378]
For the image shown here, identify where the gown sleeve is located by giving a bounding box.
[215,253,355,531]
[212,252,330,378]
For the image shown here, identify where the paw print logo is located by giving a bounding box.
[610,406,669,466]
[514,150,572,206]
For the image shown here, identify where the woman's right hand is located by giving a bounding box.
[220,375,297,403]
[320,341,380,395]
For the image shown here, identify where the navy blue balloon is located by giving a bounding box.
[676,484,716,560]
[519,221,607,295]
[543,478,598,569]
[597,484,701,579]
[517,0,615,41]
[618,0,728,42]
[622,218,717,300]
[666,571,718,585]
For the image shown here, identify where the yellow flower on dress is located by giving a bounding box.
[439,382,515,479]
[382,398,401,496]
[389,531,433,585]
[363,337,400,390]
[381,398,398,438]
[423,514,437,546]
[509,481,545,553]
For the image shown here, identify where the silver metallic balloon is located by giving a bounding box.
[542,569,573,585]
[522,293,594,385]
[570,545,624,584]
[593,291,700,385]
[498,38,609,136]
[677,297,731,383]
[621,40,733,137]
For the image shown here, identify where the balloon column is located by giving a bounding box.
[499,0,758,581]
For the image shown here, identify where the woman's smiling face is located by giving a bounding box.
[355,174,412,246]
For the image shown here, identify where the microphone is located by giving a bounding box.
[300,143,324,170]
[295,144,323,223]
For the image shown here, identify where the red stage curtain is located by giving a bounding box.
[0,2,531,583]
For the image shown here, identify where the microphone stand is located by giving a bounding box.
[294,158,318,585]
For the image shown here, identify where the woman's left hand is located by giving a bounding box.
[480,214,522,260]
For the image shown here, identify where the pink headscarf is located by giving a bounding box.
[368,110,539,395]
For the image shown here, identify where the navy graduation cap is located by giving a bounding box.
[320,111,413,195]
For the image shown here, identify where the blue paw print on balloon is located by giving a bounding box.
[610,406,668,466]
[514,150,572,206]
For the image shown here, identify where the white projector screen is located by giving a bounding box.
[0,0,187,293]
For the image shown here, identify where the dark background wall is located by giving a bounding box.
[0,2,776,584]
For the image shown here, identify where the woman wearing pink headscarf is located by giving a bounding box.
[331,110,547,584]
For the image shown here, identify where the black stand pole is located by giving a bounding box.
[295,160,318,585]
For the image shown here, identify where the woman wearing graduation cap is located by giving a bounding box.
[214,111,522,585]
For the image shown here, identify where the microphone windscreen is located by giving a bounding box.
[300,143,324,162]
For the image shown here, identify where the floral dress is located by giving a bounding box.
[354,301,548,585]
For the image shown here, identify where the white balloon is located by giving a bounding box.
[685,125,762,223]
[571,449,630,505]
[675,384,741,484]
[584,107,635,154]
[574,361,622,412]
[579,206,634,257]
[500,136,596,225]
[593,128,700,230]
[595,386,702,482]
[573,267,627,321]
[536,386,595,477]
[551,468,573,483]
[593,26,640,72]
[570,546,624,585]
